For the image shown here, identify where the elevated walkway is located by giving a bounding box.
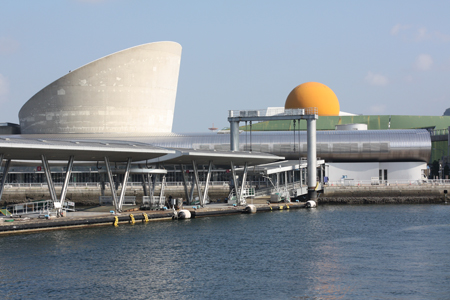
[243,159,325,200]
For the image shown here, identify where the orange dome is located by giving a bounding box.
[285,82,340,116]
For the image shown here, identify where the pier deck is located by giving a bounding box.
[0,202,305,234]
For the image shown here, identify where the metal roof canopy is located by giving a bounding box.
[0,138,174,161]
[146,149,285,166]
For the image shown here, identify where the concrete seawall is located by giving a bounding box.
[2,184,450,207]
[321,185,450,204]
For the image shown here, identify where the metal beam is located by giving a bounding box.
[192,160,204,206]
[141,174,148,197]
[117,157,132,211]
[202,161,213,204]
[228,109,317,123]
[159,175,166,206]
[60,155,74,208]
[240,162,248,206]
[230,161,241,206]
[180,164,191,203]
[41,154,57,203]
[285,171,288,190]
[149,174,155,200]
[189,174,195,205]
[100,174,105,196]
[104,156,119,212]
[300,167,303,188]
[276,173,279,190]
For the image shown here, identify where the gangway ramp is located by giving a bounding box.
[0,209,12,216]
[244,159,325,199]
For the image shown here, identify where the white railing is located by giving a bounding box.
[326,179,450,187]
[164,181,229,187]
[99,196,136,206]
[142,196,165,210]
[2,181,232,189]
[254,181,306,196]
[228,107,318,118]
[6,200,53,215]
[3,182,101,189]
[7,179,448,190]
[431,128,449,136]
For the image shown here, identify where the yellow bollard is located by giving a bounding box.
[129,214,135,225]
[143,213,149,222]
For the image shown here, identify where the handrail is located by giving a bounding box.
[326,179,450,186]
[228,107,318,118]
[430,128,449,136]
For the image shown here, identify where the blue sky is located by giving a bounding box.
[1,0,449,132]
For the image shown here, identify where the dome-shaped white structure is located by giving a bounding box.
[19,41,182,134]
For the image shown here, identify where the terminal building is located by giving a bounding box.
[0,41,448,204]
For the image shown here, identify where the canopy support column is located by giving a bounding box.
[189,174,195,205]
[180,164,191,204]
[230,161,241,206]
[285,171,288,190]
[159,175,166,207]
[141,174,148,197]
[192,160,204,207]
[202,161,213,204]
[104,156,119,212]
[300,167,303,188]
[276,173,280,190]
[117,157,132,211]
[239,162,248,206]
[149,174,155,201]
[59,155,74,210]
[41,154,57,203]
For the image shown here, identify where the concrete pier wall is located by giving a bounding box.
[2,184,449,207]
[321,185,449,204]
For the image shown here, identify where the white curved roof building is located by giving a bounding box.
[19,41,182,134]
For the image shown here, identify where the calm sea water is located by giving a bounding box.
[1,204,450,299]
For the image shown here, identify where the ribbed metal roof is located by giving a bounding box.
[121,129,431,162]
[0,137,174,162]
[1,129,431,163]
